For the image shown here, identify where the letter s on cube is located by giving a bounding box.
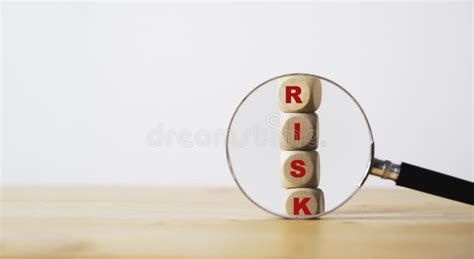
[281,151,320,188]
[278,75,322,112]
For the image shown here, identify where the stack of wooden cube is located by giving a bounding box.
[278,75,325,217]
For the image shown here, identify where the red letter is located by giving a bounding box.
[290,160,306,178]
[293,197,311,215]
[285,86,302,103]
[294,123,300,141]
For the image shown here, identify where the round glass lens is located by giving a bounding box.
[226,74,374,218]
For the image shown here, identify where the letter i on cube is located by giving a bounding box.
[278,75,324,217]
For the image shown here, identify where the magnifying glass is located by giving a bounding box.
[226,73,473,219]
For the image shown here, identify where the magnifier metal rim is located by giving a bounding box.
[225,73,375,219]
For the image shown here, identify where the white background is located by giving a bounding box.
[1,2,472,187]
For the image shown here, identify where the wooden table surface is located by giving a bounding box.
[1,187,472,258]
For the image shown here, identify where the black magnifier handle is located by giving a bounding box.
[370,158,474,205]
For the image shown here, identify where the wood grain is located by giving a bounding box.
[1,187,472,258]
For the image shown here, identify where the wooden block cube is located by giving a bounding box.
[284,188,325,217]
[280,113,318,150]
[278,75,322,113]
[281,151,320,188]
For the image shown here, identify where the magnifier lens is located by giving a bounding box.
[226,74,374,218]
